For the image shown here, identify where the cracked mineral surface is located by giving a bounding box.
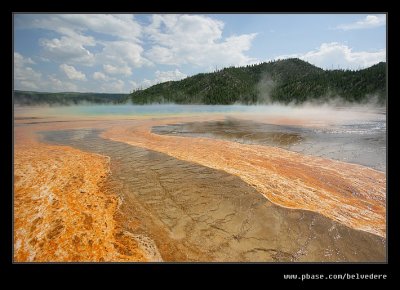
[14,109,386,262]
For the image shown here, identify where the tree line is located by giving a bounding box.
[13,91,128,106]
[130,58,386,105]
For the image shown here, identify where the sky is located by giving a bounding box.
[13,14,386,93]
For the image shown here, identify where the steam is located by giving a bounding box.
[284,95,385,109]
[227,102,386,131]
[256,73,276,104]
[254,70,386,108]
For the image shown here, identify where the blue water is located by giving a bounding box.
[15,104,386,171]
[31,104,255,116]
[15,104,386,121]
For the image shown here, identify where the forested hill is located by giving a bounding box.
[14,91,128,105]
[130,58,386,105]
[14,59,386,106]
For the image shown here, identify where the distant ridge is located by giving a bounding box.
[13,91,128,106]
[130,58,386,105]
[14,58,386,106]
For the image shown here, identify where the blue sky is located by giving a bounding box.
[14,14,386,93]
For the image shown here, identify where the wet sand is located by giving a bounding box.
[14,112,386,262]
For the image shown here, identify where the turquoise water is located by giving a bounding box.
[15,104,254,117]
[14,104,386,120]
[58,104,245,116]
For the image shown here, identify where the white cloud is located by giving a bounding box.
[137,69,187,89]
[14,52,35,65]
[145,14,258,67]
[57,14,142,41]
[103,64,132,76]
[14,52,85,91]
[18,14,148,68]
[15,14,259,93]
[94,41,151,79]
[275,42,386,70]
[40,36,95,66]
[16,14,142,42]
[336,15,386,30]
[59,64,86,81]
[146,46,174,64]
[155,69,187,83]
[98,40,151,68]
[129,80,139,90]
[14,52,42,90]
[141,79,153,89]
[99,79,126,93]
[48,75,78,91]
[93,71,110,81]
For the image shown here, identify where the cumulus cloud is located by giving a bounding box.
[155,69,187,83]
[99,79,126,93]
[336,15,386,30]
[40,35,96,66]
[94,40,151,79]
[14,52,35,65]
[16,14,386,94]
[98,40,151,69]
[14,14,153,93]
[56,14,142,41]
[48,75,78,91]
[145,14,258,67]
[103,64,132,76]
[141,79,154,89]
[137,69,187,89]
[129,80,139,90]
[276,42,386,70]
[59,64,87,81]
[14,52,42,90]
[18,14,148,68]
[93,71,109,81]
[16,14,142,42]
[14,14,259,93]
[14,52,82,91]
[93,70,133,93]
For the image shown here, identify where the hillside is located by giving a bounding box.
[13,91,128,106]
[14,59,386,106]
[130,58,386,105]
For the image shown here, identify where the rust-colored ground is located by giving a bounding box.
[102,117,386,238]
[14,125,149,262]
[14,113,386,262]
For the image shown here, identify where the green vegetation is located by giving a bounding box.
[14,59,386,106]
[130,58,386,105]
[13,91,128,106]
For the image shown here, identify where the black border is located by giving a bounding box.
[3,0,398,283]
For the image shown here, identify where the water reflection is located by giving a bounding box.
[152,118,386,171]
